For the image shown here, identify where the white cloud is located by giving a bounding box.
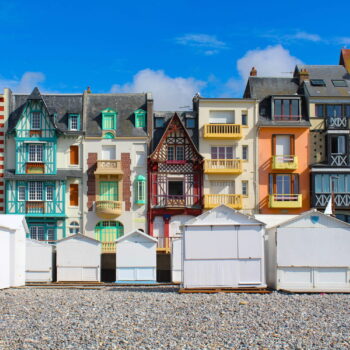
[338,37,350,45]
[291,31,322,42]
[0,72,46,93]
[111,69,206,110]
[223,45,303,96]
[176,34,227,49]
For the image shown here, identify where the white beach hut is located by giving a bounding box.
[56,234,101,282]
[181,205,266,289]
[25,239,54,283]
[0,215,28,289]
[116,230,157,283]
[265,209,350,292]
[171,236,182,283]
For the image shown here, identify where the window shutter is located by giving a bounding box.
[290,135,295,155]
[70,184,79,206]
[70,146,79,165]
[269,174,274,194]
[272,135,276,155]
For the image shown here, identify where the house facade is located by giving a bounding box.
[196,96,259,214]
[82,91,153,252]
[244,72,310,214]
[4,88,83,241]
[148,112,203,251]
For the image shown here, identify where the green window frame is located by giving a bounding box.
[68,114,80,131]
[135,175,146,204]
[99,181,118,201]
[134,109,146,128]
[101,108,117,130]
[95,221,124,242]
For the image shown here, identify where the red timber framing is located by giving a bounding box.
[148,113,203,238]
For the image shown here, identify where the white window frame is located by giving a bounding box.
[28,144,43,162]
[211,146,235,160]
[69,221,80,235]
[31,112,41,130]
[69,115,79,131]
[30,226,45,240]
[46,186,53,201]
[29,182,43,201]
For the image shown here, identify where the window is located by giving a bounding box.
[273,135,294,156]
[273,99,300,120]
[241,112,248,126]
[70,145,79,165]
[211,146,234,159]
[209,111,235,124]
[29,182,43,201]
[326,105,342,118]
[46,186,53,201]
[102,145,116,160]
[135,175,146,204]
[69,221,80,235]
[242,145,248,160]
[330,136,346,154]
[28,144,43,162]
[154,117,165,128]
[69,114,80,131]
[316,104,350,118]
[186,118,195,128]
[315,104,324,117]
[30,112,41,130]
[135,109,146,128]
[95,221,124,242]
[210,181,235,194]
[310,79,326,86]
[30,226,45,241]
[315,174,350,193]
[18,186,26,201]
[103,132,115,139]
[99,182,118,201]
[70,184,79,206]
[167,146,184,161]
[135,152,146,167]
[269,174,299,195]
[167,146,174,160]
[168,181,184,196]
[102,108,117,130]
[242,181,248,196]
[332,80,347,87]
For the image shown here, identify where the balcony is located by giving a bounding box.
[203,124,242,139]
[94,160,123,176]
[326,116,348,130]
[269,194,302,208]
[313,193,350,209]
[96,200,122,219]
[152,195,200,208]
[204,194,243,209]
[272,155,298,170]
[330,154,348,166]
[204,159,243,174]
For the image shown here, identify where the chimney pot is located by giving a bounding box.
[86,86,91,93]
[250,67,257,77]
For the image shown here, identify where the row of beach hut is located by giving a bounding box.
[1,205,350,292]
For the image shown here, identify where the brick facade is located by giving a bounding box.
[121,153,131,211]
[87,153,97,211]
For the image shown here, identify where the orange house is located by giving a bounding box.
[258,126,310,214]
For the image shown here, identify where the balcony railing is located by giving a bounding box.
[313,193,350,208]
[269,194,302,208]
[204,124,242,139]
[326,116,348,129]
[152,195,200,208]
[204,194,243,209]
[101,242,116,253]
[26,202,45,214]
[96,200,122,219]
[204,159,243,174]
[330,154,348,166]
[94,160,123,176]
[272,155,298,170]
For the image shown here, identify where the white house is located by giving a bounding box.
[265,209,350,292]
[171,237,182,283]
[0,215,28,289]
[116,230,157,283]
[181,205,266,289]
[25,239,54,283]
[56,234,101,282]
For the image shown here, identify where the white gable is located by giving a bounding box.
[56,234,101,245]
[116,230,158,243]
[0,215,29,233]
[254,214,297,229]
[184,205,264,227]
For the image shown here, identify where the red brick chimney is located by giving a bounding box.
[340,49,350,73]
[250,67,257,76]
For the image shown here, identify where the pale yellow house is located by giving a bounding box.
[195,97,259,214]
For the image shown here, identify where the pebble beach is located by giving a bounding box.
[1,286,349,349]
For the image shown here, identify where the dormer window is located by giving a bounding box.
[69,114,80,131]
[273,98,300,120]
[31,112,41,130]
[102,108,117,130]
[134,109,146,128]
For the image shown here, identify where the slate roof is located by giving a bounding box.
[4,169,83,180]
[295,65,350,98]
[84,93,149,137]
[8,88,84,134]
[152,111,198,152]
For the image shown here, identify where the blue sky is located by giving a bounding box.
[0,0,349,109]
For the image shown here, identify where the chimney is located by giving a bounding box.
[250,67,257,77]
[298,68,309,83]
[86,86,91,93]
[340,49,350,73]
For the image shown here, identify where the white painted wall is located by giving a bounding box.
[171,237,182,283]
[0,228,11,289]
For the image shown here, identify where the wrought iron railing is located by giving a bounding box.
[330,154,348,166]
[314,193,350,208]
[326,116,348,129]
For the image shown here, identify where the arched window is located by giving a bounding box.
[135,175,146,204]
[94,221,124,242]
[103,132,115,139]
[69,221,80,235]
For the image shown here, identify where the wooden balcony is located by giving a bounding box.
[204,159,243,174]
[326,116,348,130]
[26,163,45,174]
[95,200,122,219]
[204,194,243,209]
[269,194,302,208]
[26,202,45,214]
[94,160,123,176]
[203,124,242,139]
[101,242,116,254]
[272,155,298,170]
